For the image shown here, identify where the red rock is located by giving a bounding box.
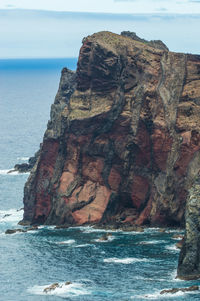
[131,176,149,209]
[22,31,200,228]
[72,185,111,224]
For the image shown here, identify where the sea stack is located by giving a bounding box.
[177,177,200,280]
[22,31,200,228]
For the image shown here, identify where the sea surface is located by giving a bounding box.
[0,58,200,301]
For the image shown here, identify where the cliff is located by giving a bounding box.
[22,31,200,228]
[177,177,200,280]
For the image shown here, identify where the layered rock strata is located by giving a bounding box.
[22,31,200,227]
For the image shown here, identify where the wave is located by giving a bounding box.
[170,269,183,282]
[78,226,122,234]
[17,157,29,161]
[132,290,185,299]
[27,281,91,297]
[103,257,149,264]
[94,235,115,243]
[0,208,23,223]
[56,239,75,245]
[0,169,29,175]
[139,240,166,245]
[38,225,55,230]
[75,243,93,248]
[165,245,180,252]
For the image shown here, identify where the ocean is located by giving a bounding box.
[0,58,200,300]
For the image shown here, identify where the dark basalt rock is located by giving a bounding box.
[160,285,199,295]
[177,177,200,280]
[10,149,41,173]
[5,228,26,234]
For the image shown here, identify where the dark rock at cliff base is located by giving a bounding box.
[21,31,200,229]
[160,285,199,295]
[177,177,200,280]
[5,228,26,234]
[121,31,169,51]
[10,149,41,173]
[14,163,31,173]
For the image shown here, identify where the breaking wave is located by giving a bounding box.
[27,281,92,297]
[103,257,149,264]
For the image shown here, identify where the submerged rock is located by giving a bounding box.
[43,281,72,293]
[160,285,199,295]
[21,31,200,229]
[99,233,112,241]
[43,283,59,293]
[5,228,26,234]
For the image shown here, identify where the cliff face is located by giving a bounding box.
[22,31,200,227]
[177,177,200,280]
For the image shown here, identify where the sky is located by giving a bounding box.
[1,0,200,14]
[0,0,200,58]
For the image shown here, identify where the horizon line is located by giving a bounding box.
[1,8,200,16]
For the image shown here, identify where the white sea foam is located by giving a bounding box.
[139,240,166,245]
[165,245,180,252]
[56,239,75,245]
[104,257,149,264]
[132,290,185,299]
[38,225,55,230]
[167,229,184,234]
[122,230,145,235]
[75,243,93,248]
[0,169,29,175]
[0,209,23,223]
[0,169,18,175]
[78,226,122,234]
[143,227,160,233]
[170,269,183,282]
[17,157,29,161]
[28,282,91,297]
[94,235,115,243]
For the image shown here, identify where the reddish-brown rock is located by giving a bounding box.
[22,31,200,227]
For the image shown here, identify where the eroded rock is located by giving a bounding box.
[5,228,26,234]
[43,283,59,293]
[160,285,199,295]
[21,31,200,230]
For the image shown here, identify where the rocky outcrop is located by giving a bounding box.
[9,149,40,173]
[177,177,200,280]
[121,31,169,51]
[160,285,199,295]
[21,31,200,228]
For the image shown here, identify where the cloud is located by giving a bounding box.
[0,9,200,58]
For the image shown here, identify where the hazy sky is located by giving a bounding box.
[0,0,200,59]
[1,0,200,14]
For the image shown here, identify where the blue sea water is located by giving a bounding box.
[0,58,200,301]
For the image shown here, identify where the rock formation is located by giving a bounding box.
[177,177,200,280]
[21,31,200,228]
